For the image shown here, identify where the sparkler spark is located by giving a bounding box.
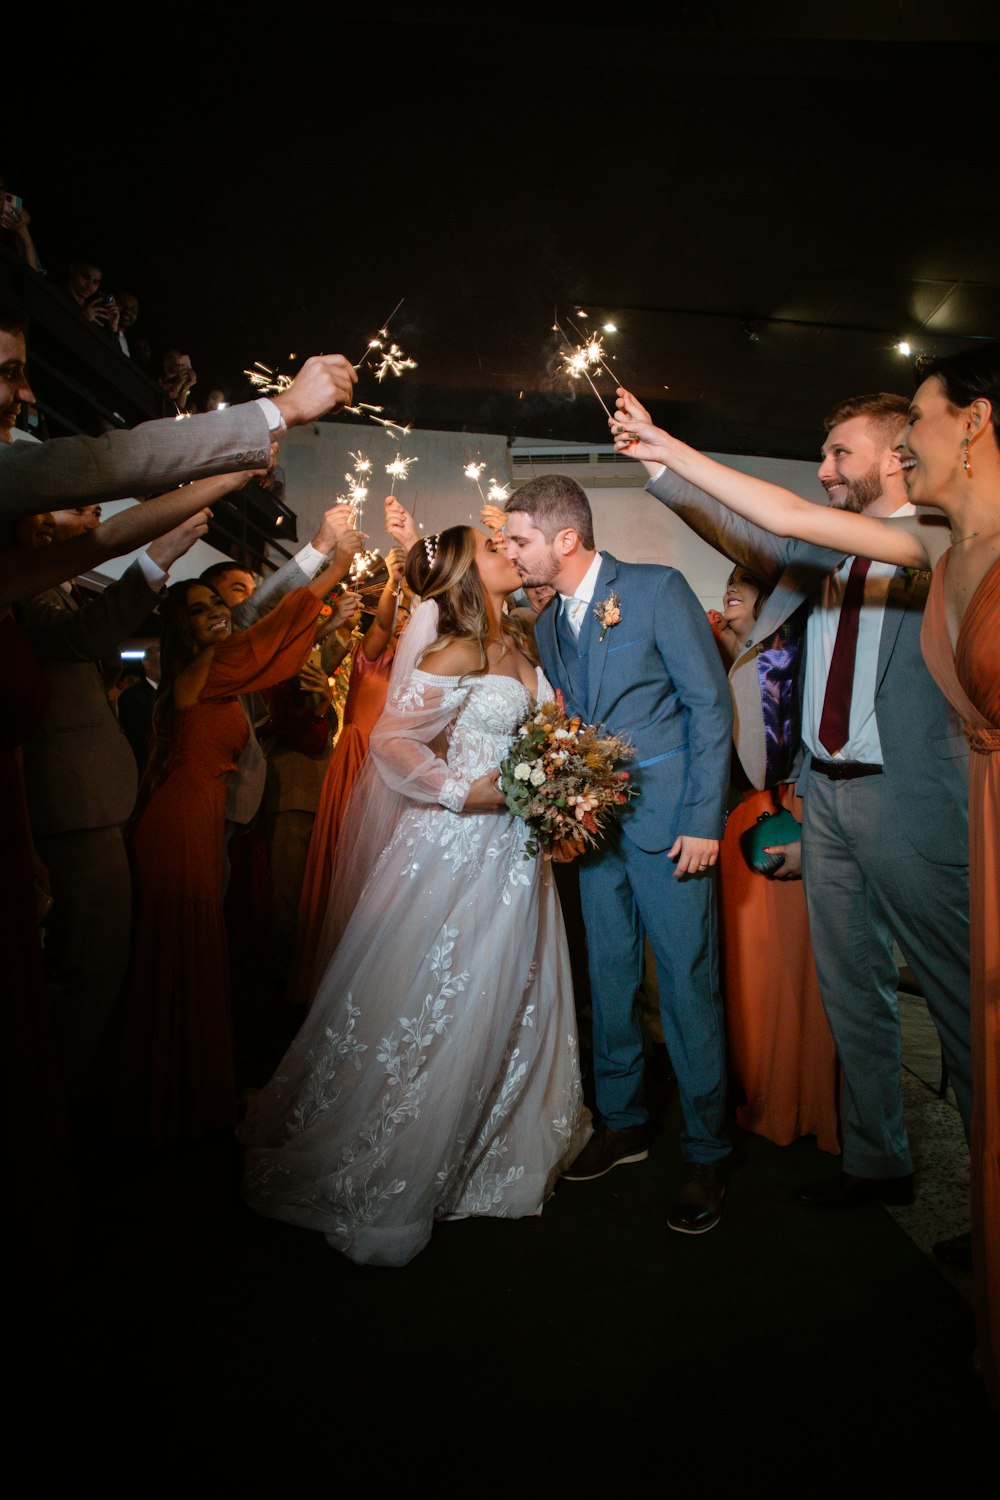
[463,460,487,500]
[244,360,293,395]
[350,547,383,584]
[374,342,418,382]
[343,404,412,438]
[486,478,511,504]
[354,299,405,369]
[554,320,614,420]
[385,454,418,485]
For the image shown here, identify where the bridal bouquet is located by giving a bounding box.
[498,692,637,859]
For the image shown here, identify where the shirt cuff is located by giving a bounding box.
[137,551,168,590]
[294,541,328,578]
[439,776,471,813]
[256,397,286,435]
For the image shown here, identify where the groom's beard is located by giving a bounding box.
[514,554,560,591]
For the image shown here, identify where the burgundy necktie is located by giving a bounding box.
[818,555,872,757]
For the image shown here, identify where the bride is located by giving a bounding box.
[240,525,590,1267]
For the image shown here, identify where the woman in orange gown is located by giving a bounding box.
[289,550,408,1005]
[109,581,323,1147]
[711,568,840,1154]
[613,340,1000,1410]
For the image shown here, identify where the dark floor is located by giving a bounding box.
[24,992,994,1483]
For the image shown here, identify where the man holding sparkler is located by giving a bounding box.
[504,477,733,1234]
[0,351,357,516]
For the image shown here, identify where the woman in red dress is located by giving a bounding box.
[109,577,326,1147]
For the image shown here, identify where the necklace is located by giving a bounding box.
[950,510,1000,546]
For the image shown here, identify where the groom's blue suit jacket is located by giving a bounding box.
[534,551,732,854]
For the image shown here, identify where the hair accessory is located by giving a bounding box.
[962,436,971,474]
[423,534,439,567]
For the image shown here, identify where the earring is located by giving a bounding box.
[963,437,971,474]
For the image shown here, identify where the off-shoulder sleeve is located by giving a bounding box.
[368,669,472,810]
[201,588,322,702]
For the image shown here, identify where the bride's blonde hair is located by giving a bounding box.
[405,525,492,673]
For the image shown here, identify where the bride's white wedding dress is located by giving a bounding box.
[239,657,590,1268]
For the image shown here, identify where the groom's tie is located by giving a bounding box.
[561,594,586,639]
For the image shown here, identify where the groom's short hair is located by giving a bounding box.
[505,474,595,549]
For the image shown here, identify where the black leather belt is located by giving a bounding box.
[810,760,883,781]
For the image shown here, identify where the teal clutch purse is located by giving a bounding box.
[739,805,802,875]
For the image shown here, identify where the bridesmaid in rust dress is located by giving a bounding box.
[710,566,840,1154]
[289,548,409,1006]
[109,579,325,1147]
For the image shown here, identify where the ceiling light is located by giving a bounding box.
[897,340,912,356]
[603,322,617,333]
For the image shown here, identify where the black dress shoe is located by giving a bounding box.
[561,1124,649,1181]
[795,1170,915,1207]
[667,1162,727,1235]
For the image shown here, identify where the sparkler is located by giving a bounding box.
[350,547,383,586]
[385,453,418,488]
[463,461,487,500]
[244,360,293,395]
[373,342,418,382]
[563,310,623,390]
[354,298,406,370]
[342,404,412,438]
[486,478,511,505]
[553,320,614,420]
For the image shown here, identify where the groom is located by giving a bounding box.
[504,476,733,1233]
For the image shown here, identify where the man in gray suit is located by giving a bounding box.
[19,511,213,1095]
[0,296,356,514]
[505,476,733,1233]
[621,390,972,1205]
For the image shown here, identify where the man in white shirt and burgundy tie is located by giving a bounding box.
[636,391,972,1208]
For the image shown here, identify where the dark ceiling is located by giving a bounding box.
[12,5,1000,459]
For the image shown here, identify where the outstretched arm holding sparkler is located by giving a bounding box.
[360,547,408,662]
[610,386,928,569]
[270,355,357,428]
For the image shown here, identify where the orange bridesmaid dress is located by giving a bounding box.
[921,553,1000,1414]
[288,644,392,1006]
[109,589,322,1147]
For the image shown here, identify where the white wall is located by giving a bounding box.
[91,432,824,617]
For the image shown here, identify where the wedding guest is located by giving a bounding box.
[106,566,337,1147]
[612,346,999,1409]
[710,565,839,1152]
[288,547,409,1005]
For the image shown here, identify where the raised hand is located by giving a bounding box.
[384,495,418,551]
[272,355,357,427]
[312,504,356,553]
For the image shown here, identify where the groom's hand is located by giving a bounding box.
[668,834,719,879]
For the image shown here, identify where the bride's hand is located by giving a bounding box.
[464,772,507,811]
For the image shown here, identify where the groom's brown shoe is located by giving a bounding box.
[562,1125,650,1181]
